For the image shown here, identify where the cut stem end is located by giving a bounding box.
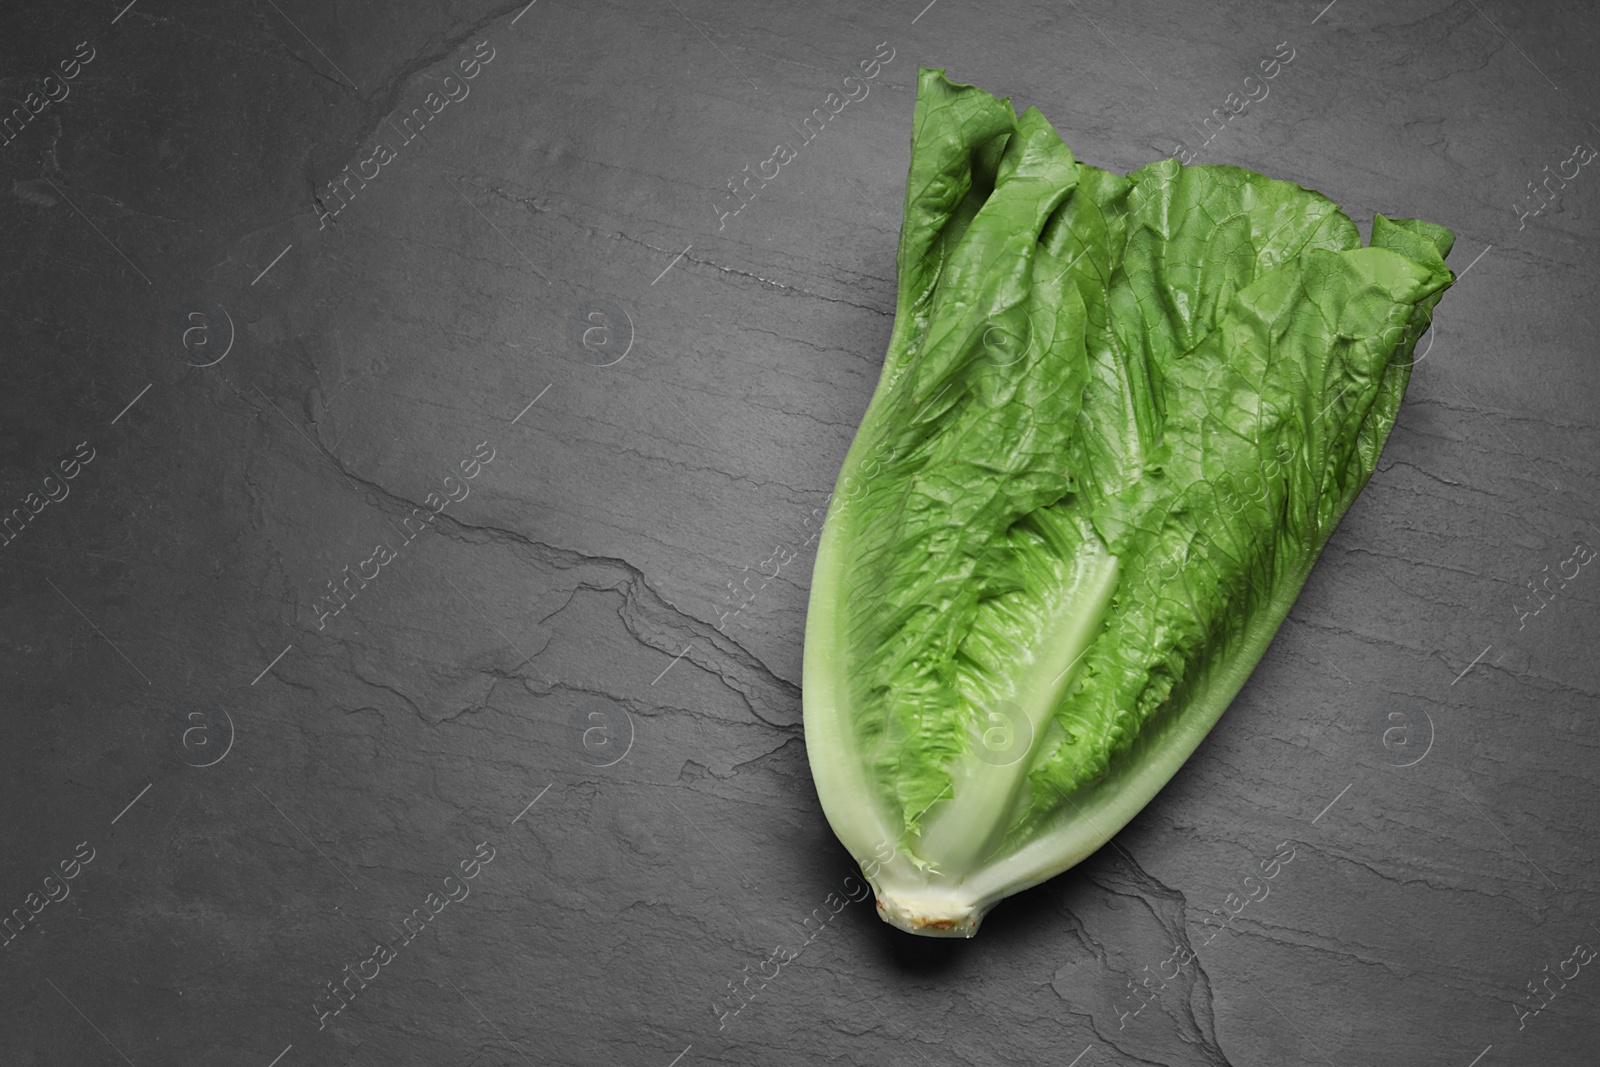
[874,891,985,938]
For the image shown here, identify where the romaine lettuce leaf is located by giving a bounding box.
[803,68,1455,936]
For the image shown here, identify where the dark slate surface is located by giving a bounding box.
[1,1,1596,1064]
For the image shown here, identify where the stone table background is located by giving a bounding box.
[1,0,1596,1064]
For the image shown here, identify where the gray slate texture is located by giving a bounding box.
[0,0,1596,1064]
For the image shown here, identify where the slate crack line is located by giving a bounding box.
[1446,381,1559,492]
[360,506,800,709]
[444,576,554,683]
[254,387,367,498]
[253,387,418,547]
[446,176,551,284]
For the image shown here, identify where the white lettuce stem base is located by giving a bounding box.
[843,550,1326,938]
[869,881,992,938]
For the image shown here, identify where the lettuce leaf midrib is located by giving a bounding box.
[1015,241,1452,840]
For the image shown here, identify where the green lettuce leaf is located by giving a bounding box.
[802,69,1455,937]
